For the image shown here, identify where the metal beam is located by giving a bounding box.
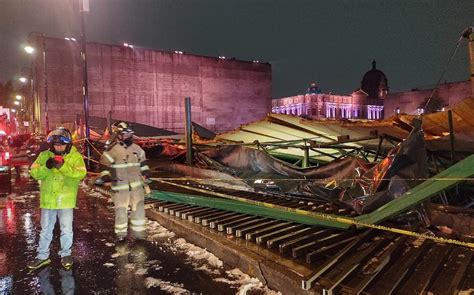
[302,141,310,168]
[308,147,339,160]
[315,134,379,148]
[185,97,193,165]
[374,136,384,162]
[356,154,474,225]
[148,190,350,229]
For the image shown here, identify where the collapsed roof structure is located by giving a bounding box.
[89,97,474,293]
[148,97,474,236]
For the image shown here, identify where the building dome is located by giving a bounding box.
[361,60,389,99]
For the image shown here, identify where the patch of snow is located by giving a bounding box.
[103,263,114,268]
[215,268,281,295]
[111,249,130,258]
[174,238,223,268]
[149,231,175,239]
[146,221,176,240]
[214,277,235,284]
[144,277,189,294]
[144,259,159,265]
[143,219,276,293]
[135,268,148,275]
[194,264,221,275]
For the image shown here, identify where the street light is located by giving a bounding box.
[24,46,35,54]
[15,95,22,100]
[14,101,20,106]
[19,77,28,83]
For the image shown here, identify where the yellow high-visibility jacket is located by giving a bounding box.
[30,146,87,209]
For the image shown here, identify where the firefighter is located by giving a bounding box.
[28,127,87,270]
[98,121,151,242]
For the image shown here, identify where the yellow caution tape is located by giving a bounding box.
[152,178,474,249]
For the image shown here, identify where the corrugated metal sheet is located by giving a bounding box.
[215,97,474,162]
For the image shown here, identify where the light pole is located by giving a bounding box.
[462,27,473,96]
[24,32,49,133]
[13,97,25,133]
[19,69,35,132]
[80,0,91,168]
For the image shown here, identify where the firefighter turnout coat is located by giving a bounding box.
[99,141,150,237]
[99,141,150,192]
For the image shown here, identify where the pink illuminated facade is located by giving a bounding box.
[272,90,384,120]
[272,61,388,120]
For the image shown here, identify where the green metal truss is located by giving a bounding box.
[148,190,351,229]
[356,154,474,225]
[148,154,474,230]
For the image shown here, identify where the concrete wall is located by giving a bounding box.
[384,80,472,117]
[33,37,272,133]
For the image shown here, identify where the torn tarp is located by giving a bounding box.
[194,119,428,214]
[336,120,428,213]
[195,145,372,195]
[299,120,428,213]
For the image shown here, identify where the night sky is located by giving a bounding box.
[0,0,473,98]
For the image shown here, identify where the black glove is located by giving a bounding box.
[46,157,64,169]
[46,158,55,169]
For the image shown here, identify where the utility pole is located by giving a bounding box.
[80,0,91,168]
[464,28,474,95]
[42,35,49,133]
[185,97,193,165]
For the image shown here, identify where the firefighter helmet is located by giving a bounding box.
[112,121,134,134]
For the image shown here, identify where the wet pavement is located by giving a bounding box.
[0,170,273,294]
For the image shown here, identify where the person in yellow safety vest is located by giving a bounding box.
[28,127,87,271]
[98,121,151,242]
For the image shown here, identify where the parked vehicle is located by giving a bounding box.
[25,134,48,160]
[0,145,12,187]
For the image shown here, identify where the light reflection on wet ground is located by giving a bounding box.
[0,170,245,294]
